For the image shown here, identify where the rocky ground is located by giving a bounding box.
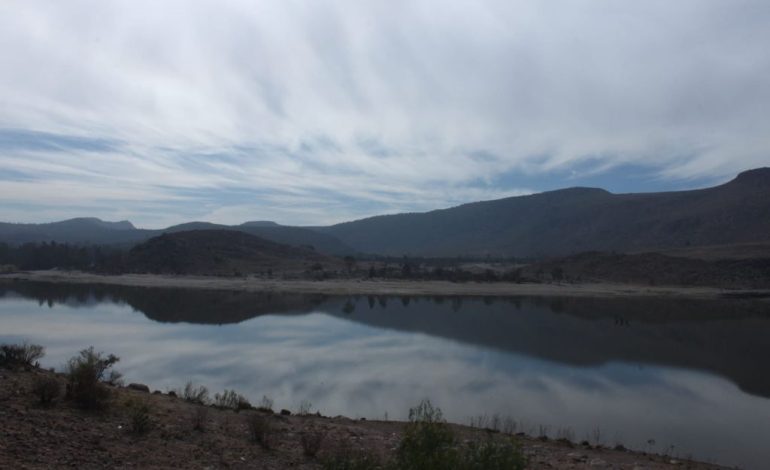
[0,367,723,469]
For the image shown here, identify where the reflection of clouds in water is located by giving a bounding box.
[1,297,769,469]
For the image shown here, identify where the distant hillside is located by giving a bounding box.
[318,168,770,257]
[3,168,769,258]
[0,219,354,255]
[126,230,342,275]
[0,217,139,245]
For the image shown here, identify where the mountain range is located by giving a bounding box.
[2,167,769,258]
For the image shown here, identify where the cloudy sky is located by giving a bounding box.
[1,1,768,228]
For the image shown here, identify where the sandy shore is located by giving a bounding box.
[2,270,764,299]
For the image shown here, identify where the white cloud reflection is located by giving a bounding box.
[1,294,769,468]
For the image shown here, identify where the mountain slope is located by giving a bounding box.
[318,168,770,257]
[3,168,769,258]
[0,218,139,245]
[0,219,354,255]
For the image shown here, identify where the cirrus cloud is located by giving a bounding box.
[0,0,768,226]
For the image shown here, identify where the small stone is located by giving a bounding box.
[567,452,587,462]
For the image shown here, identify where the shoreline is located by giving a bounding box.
[2,270,767,299]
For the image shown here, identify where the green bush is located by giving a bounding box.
[395,400,457,470]
[65,346,120,410]
[458,439,526,470]
[394,400,526,470]
[32,375,61,405]
[0,342,44,368]
[130,402,152,436]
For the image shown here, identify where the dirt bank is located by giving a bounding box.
[0,367,721,469]
[4,270,768,300]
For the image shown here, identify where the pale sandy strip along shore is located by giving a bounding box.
[3,270,767,299]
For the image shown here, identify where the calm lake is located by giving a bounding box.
[2,281,770,469]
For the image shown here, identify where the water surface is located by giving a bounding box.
[2,281,769,469]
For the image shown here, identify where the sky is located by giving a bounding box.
[0,0,768,228]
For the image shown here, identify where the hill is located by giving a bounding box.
[0,219,354,256]
[2,168,769,258]
[161,222,354,255]
[0,217,139,245]
[125,230,343,276]
[317,168,770,257]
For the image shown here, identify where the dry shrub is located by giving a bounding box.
[32,375,60,405]
[65,346,120,411]
[182,381,210,405]
[192,406,209,431]
[300,426,327,457]
[247,413,275,449]
[0,342,44,369]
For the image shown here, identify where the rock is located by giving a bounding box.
[567,452,588,462]
[280,409,292,416]
[152,390,162,395]
[127,383,150,393]
[167,391,177,397]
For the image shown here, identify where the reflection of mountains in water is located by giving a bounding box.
[3,280,770,398]
[328,295,770,399]
[0,281,328,324]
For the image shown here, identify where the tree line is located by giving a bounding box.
[0,242,126,272]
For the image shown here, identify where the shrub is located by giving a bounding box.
[396,400,526,470]
[65,346,120,410]
[182,381,210,405]
[214,389,251,411]
[130,402,152,436]
[395,400,457,470]
[321,446,382,470]
[257,395,274,412]
[300,426,327,457]
[298,400,313,416]
[247,413,275,449]
[0,342,45,368]
[32,375,60,405]
[459,439,526,470]
[192,406,209,432]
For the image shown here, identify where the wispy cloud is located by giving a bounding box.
[0,0,767,226]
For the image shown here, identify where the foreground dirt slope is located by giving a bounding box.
[0,368,722,469]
